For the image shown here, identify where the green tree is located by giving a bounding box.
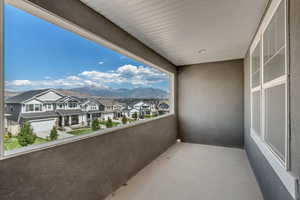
[92,118,100,131]
[50,126,58,141]
[132,112,138,120]
[17,122,37,146]
[106,117,113,128]
[121,115,128,124]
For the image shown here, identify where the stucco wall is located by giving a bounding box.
[289,0,300,177]
[177,59,244,148]
[0,115,177,200]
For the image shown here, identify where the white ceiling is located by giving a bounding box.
[80,0,268,66]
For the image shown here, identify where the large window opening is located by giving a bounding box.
[250,0,288,168]
[1,2,173,157]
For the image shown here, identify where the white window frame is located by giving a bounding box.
[24,103,43,113]
[250,0,298,199]
[0,0,175,160]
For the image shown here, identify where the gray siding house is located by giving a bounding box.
[5,89,113,135]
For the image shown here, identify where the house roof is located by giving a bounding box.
[134,101,150,107]
[80,97,102,106]
[6,89,65,104]
[20,111,59,120]
[6,89,49,104]
[56,109,86,116]
[97,99,115,106]
[56,96,81,103]
[87,110,102,114]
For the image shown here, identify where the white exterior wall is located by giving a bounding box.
[79,114,87,125]
[102,113,114,120]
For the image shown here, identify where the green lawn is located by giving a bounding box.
[67,127,94,136]
[4,136,48,151]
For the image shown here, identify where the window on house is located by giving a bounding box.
[263,0,287,163]
[25,104,34,112]
[1,2,173,157]
[68,103,77,108]
[250,0,288,167]
[45,104,52,110]
[34,104,42,111]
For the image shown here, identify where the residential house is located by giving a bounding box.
[97,98,115,120]
[5,89,113,136]
[157,101,170,115]
[113,103,126,118]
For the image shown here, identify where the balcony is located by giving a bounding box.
[0,0,299,200]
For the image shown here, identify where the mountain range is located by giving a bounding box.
[70,87,169,99]
[5,87,169,99]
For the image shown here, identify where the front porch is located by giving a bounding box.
[56,109,87,128]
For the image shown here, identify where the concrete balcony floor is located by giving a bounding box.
[105,142,263,200]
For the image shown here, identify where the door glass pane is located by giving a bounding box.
[265,84,286,161]
[252,91,261,137]
[251,41,261,88]
[263,1,285,65]
[263,47,285,83]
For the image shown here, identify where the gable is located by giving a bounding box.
[37,91,62,101]
[25,99,43,105]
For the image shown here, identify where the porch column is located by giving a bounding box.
[61,116,65,127]
[69,116,72,126]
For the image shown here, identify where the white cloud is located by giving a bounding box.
[6,64,168,90]
[80,70,119,82]
[98,61,104,65]
[7,80,33,86]
[66,76,81,81]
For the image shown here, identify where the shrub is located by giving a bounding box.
[17,122,37,146]
[50,126,58,141]
[106,117,113,128]
[4,132,12,139]
[132,112,138,120]
[91,118,100,131]
[121,115,128,124]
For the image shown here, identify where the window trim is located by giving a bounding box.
[249,0,298,199]
[0,0,4,158]
[0,0,175,159]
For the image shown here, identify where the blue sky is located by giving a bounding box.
[4,4,170,92]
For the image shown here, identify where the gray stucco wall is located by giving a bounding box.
[0,115,177,200]
[290,0,300,177]
[177,59,244,148]
[244,52,294,200]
